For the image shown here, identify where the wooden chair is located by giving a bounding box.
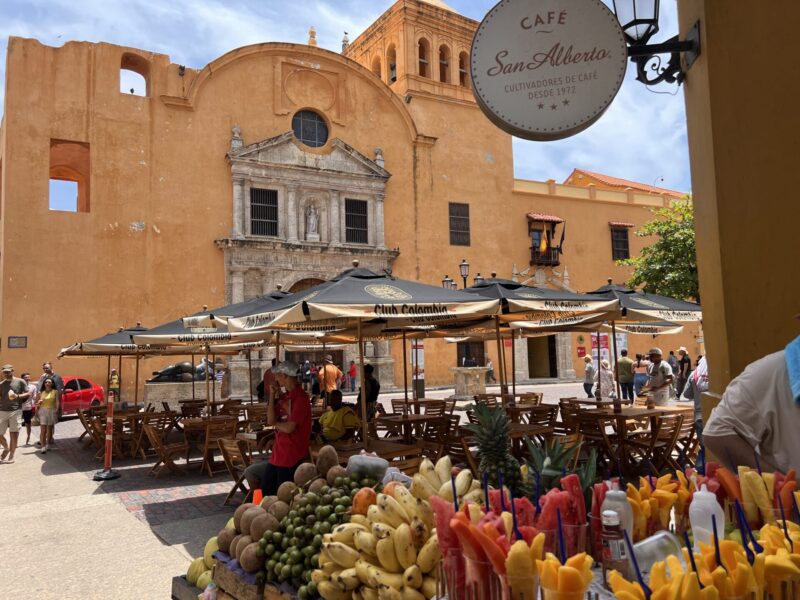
[549,433,583,470]
[391,455,423,476]
[76,409,100,450]
[443,398,456,415]
[673,417,700,469]
[181,402,204,419]
[143,423,189,478]
[218,400,243,417]
[627,413,684,473]
[473,394,498,407]
[201,416,238,477]
[575,412,621,475]
[422,400,446,417]
[518,392,542,406]
[390,399,407,414]
[218,437,252,505]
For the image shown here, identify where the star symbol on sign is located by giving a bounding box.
[550,104,557,110]
[563,99,570,106]
[537,103,544,110]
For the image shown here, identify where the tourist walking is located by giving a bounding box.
[485,356,497,384]
[36,362,63,446]
[633,353,650,397]
[667,350,679,375]
[682,355,708,471]
[676,347,692,396]
[595,359,616,399]
[0,364,29,463]
[617,349,635,402]
[20,372,37,446]
[582,355,596,398]
[317,355,342,405]
[348,360,357,392]
[645,348,674,406]
[36,378,59,453]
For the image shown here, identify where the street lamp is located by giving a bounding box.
[473,273,485,286]
[612,0,700,86]
[459,259,470,290]
[442,275,454,289]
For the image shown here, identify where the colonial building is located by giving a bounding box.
[0,0,700,393]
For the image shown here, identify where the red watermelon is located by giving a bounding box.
[430,495,458,552]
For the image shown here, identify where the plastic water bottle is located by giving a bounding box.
[202,582,218,600]
[689,483,725,550]
[601,481,634,541]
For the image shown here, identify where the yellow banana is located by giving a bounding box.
[454,469,473,497]
[368,504,395,527]
[333,523,368,545]
[469,478,482,491]
[349,514,370,527]
[311,570,329,584]
[361,586,379,600]
[393,485,421,521]
[393,523,417,570]
[421,577,437,599]
[410,474,438,501]
[403,565,423,589]
[416,534,441,574]
[369,566,405,589]
[434,456,452,486]
[463,489,485,506]
[336,568,360,591]
[323,562,340,576]
[355,559,375,586]
[437,479,455,502]
[419,458,441,490]
[400,587,426,600]
[377,536,403,573]
[378,494,410,527]
[378,584,403,600]
[354,530,379,557]
[325,542,361,569]
[414,498,435,531]
[352,589,363,600]
[409,516,429,550]
[318,580,352,600]
[323,534,335,544]
[371,522,396,540]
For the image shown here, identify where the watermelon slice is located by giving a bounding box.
[488,488,509,514]
[560,473,587,524]
[513,496,537,527]
[590,482,608,560]
[494,533,511,555]
[518,525,540,545]
[450,516,486,561]
[430,495,458,552]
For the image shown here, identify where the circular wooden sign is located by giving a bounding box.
[470,0,628,141]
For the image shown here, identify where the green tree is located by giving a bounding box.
[618,198,699,302]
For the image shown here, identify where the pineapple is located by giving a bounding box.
[462,402,530,497]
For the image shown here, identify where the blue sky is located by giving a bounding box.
[0,0,691,194]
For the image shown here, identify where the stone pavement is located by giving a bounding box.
[0,380,583,599]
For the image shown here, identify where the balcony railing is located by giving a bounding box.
[530,246,561,266]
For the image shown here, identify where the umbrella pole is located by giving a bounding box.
[247,350,253,403]
[611,321,622,400]
[511,329,517,396]
[402,331,409,402]
[118,355,122,402]
[357,321,369,450]
[191,354,196,401]
[413,339,418,401]
[494,317,506,394]
[596,330,601,399]
[134,352,140,407]
[205,348,210,414]
[106,355,111,395]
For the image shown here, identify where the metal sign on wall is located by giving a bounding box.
[470,0,628,141]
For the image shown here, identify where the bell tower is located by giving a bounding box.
[343,0,478,103]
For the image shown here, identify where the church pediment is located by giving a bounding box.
[228,132,390,179]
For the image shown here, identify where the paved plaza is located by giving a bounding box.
[0,381,582,599]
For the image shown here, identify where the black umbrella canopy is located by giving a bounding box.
[59,324,161,356]
[228,264,500,332]
[462,277,620,328]
[587,279,701,323]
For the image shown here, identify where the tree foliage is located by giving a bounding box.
[618,198,699,302]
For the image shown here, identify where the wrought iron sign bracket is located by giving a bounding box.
[626,20,701,86]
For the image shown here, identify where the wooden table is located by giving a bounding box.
[312,440,423,463]
[389,399,446,415]
[375,414,446,444]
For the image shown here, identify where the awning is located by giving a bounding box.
[527,212,564,223]
[609,221,634,228]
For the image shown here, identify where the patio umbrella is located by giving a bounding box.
[228,262,501,445]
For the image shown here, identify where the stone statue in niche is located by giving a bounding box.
[374,147,385,168]
[231,124,243,150]
[306,205,320,241]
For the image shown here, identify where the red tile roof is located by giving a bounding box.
[609,221,635,227]
[565,169,685,198]
[526,212,564,223]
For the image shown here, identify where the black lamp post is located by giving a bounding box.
[473,273,484,286]
[612,0,700,86]
[442,275,454,290]
[459,259,470,290]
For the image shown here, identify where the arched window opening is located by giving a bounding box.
[120,53,150,96]
[459,52,469,87]
[387,45,397,83]
[371,55,382,80]
[418,38,430,78]
[439,45,451,83]
[49,140,90,212]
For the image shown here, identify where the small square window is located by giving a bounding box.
[49,179,78,212]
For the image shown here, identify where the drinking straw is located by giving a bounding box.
[451,474,459,512]
[733,501,756,565]
[497,469,506,512]
[734,499,764,553]
[624,528,652,599]
[753,451,763,475]
[646,462,655,489]
[535,470,541,515]
[510,486,523,540]
[778,497,792,546]
[711,514,727,573]
[561,466,567,479]
[682,530,705,588]
[556,508,566,564]
[482,472,490,511]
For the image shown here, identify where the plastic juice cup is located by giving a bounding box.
[540,523,588,558]
[541,587,586,600]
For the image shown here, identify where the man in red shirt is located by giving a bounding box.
[245,360,312,495]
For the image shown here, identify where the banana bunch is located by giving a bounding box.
[410,457,482,506]
[312,484,442,600]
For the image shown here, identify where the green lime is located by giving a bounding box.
[298,585,309,599]
[307,582,318,596]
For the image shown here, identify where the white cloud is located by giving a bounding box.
[0,0,691,191]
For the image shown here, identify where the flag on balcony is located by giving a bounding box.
[539,225,548,254]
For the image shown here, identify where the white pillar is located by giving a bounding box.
[231,267,245,304]
[374,192,386,249]
[556,332,576,379]
[287,186,299,242]
[232,177,245,238]
[330,190,341,246]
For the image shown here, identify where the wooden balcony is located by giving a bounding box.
[530,246,561,266]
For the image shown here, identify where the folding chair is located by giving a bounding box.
[143,423,188,478]
[218,437,252,505]
[201,416,238,477]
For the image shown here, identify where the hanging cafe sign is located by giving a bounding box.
[470,0,628,141]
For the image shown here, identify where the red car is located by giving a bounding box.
[58,376,105,418]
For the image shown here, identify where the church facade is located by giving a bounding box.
[0,0,700,392]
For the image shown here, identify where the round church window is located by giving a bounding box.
[291,110,328,148]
